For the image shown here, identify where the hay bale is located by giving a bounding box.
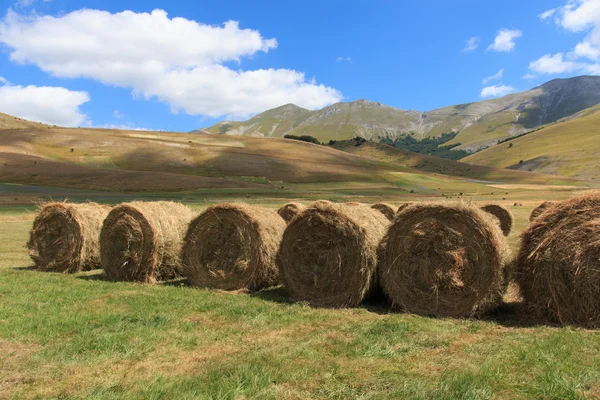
[312,200,333,207]
[277,202,306,223]
[480,204,513,236]
[516,192,600,327]
[277,202,389,307]
[27,202,110,273]
[529,201,554,221]
[397,203,411,213]
[371,203,396,221]
[100,201,192,283]
[378,202,510,317]
[182,203,286,291]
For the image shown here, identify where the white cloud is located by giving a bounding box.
[523,73,537,79]
[15,0,51,8]
[113,110,125,119]
[0,76,7,85]
[530,1,600,76]
[539,8,558,21]
[0,9,342,119]
[336,56,351,62]
[573,41,600,59]
[529,53,582,74]
[463,36,480,52]
[482,68,504,84]
[0,83,89,126]
[480,84,516,98]
[487,29,522,52]
[96,123,153,131]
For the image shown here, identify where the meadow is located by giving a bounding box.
[2,198,600,399]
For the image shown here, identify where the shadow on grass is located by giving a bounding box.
[250,286,295,304]
[13,265,38,271]
[481,301,564,329]
[77,272,190,287]
[251,285,394,314]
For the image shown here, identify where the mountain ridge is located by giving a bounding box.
[205,75,600,152]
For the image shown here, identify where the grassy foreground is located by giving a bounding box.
[2,206,600,399]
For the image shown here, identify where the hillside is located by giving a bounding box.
[0,114,580,199]
[463,105,600,181]
[329,140,580,185]
[0,112,49,130]
[207,76,600,152]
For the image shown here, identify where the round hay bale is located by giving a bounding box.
[516,192,600,327]
[397,203,411,213]
[100,201,192,283]
[182,203,286,291]
[27,202,110,273]
[480,204,513,236]
[277,202,306,223]
[371,203,396,221]
[378,202,510,317]
[277,202,389,307]
[529,201,554,221]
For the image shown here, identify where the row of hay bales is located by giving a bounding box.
[26,194,600,326]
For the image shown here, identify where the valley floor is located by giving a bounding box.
[2,199,600,399]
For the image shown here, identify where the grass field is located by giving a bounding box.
[2,200,600,399]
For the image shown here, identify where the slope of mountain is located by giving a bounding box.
[207,76,600,152]
[204,104,315,137]
[463,105,600,181]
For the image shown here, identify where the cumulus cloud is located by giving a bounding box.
[487,29,522,52]
[336,56,351,62]
[463,36,480,52]
[482,69,504,84]
[530,1,600,76]
[0,76,7,84]
[0,83,89,126]
[0,9,342,119]
[480,84,515,98]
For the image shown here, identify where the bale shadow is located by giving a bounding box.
[361,291,393,315]
[160,277,189,287]
[77,270,108,281]
[13,265,38,271]
[250,286,295,304]
[480,301,564,329]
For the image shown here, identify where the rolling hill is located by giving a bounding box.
[206,76,600,152]
[0,113,581,201]
[463,104,600,181]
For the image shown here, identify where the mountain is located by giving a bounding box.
[463,104,600,181]
[204,104,315,137]
[206,76,600,152]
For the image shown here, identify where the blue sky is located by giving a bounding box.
[0,0,599,131]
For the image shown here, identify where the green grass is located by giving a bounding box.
[2,205,600,399]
